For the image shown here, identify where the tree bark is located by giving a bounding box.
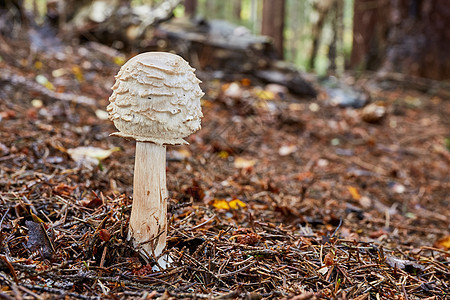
[308,0,334,70]
[382,0,450,79]
[232,0,241,22]
[350,0,390,71]
[261,0,286,59]
[184,0,197,18]
[351,0,449,80]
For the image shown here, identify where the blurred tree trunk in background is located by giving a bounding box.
[351,0,450,80]
[350,0,390,71]
[184,0,197,18]
[232,0,241,22]
[205,0,225,20]
[383,0,450,79]
[309,0,334,71]
[261,0,285,59]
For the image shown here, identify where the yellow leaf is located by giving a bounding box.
[113,56,126,66]
[200,99,213,107]
[229,199,246,209]
[218,151,229,159]
[347,186,361,201]
[35,75,55,91]
[211,198,246,210]
[72,66,84,82]
[435,236,450,250]
[31,211,45,223]
[256,90,275,100]
[44,81,55,90]
[34,61,43,69]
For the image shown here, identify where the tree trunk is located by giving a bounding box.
[184,0,197,18]
[350,0,390,71]
[308,0,334,70]
[232,0,241,22]
[261,0,285,59]
[351,0,449,80]
[382,0,450,79]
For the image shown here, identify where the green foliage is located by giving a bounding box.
[445,137,450,151]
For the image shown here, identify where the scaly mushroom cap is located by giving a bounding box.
[107,52,204,145]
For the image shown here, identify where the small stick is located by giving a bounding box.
[0,255,18,283]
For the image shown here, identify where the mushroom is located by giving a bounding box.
[107,52,203,261]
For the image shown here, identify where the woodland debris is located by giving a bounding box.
[155,18,317,97]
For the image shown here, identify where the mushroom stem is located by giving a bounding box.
[128,142,167,260]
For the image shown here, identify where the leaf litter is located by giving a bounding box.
[0,35,449,299]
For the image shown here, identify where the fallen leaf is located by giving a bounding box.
[347,186,361,201]
[323,252,335,266]
[71,65,84,82]
[234,157,256,169]
[359,196,372,208]
[218,150,229,159]
[228,199,247,209]
[113,56,126,66]
[35,74,55,90]
[26,220,53,259]
[279,145,298,156]
[31,99,43,108]
[240,78,251,86]
[34,61,43,69]
[265,83,288,99]
[169,148,192,160]
[211,198,246,210]
[95,109,109,120]
[99,229,111,242]
[361,102,386,123]
[80,197,103,209]
[317,266,328,275]
[30,211,45,223]
[390,182,405,194]
[434,235,450,250]
[223,82,242,99]
[67,146,119,169]
[233,228,261,245]
[52,68,67,77]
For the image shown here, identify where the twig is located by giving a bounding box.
[0,208,10,228]
[176,250,230,288]
[0,256,18,284]
[216,261,256,278]
[187,214,216,231]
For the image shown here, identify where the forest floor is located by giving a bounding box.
[0,34,449,300]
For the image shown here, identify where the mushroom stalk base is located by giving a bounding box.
[128,142,168,260]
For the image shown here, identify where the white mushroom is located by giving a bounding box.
[107,52,203,261]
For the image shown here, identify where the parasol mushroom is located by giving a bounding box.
[107,52,203,261]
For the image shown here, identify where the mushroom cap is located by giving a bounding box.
[107,52,204,145]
